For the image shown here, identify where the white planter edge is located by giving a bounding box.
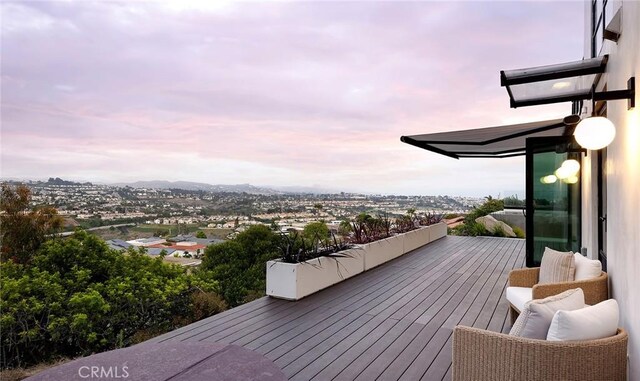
[266,223,448,300]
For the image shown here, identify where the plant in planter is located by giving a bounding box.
[416,212,444,226]
[267,230,360,300]
[275,220,355,266]
[394,214,415,234]
[349,213,394,244]
[267,213,448,300]
[375,213,393,239]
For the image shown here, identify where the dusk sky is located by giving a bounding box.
[1,1,585,196]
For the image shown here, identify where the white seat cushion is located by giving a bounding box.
[506,286,532,312]
[574,253,602,280]
[547,299,619,341]
[510,288,585,339]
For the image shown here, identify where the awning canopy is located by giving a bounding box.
[501,56,607,108]
[400,118,577,159]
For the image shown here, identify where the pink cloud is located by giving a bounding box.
[1,1,583,195]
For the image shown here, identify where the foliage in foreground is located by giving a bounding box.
[450,196,506,237]
[0,231,224,369]
[201,225,281,307]
[0,184,63,264]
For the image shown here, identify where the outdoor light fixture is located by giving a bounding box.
[498,57,635,151]
[574,116,617,150]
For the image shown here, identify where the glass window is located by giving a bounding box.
[592,0,605,57]
[604,0,614,25]
[526,138,581,266]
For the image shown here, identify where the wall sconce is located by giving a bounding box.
[574,117,616,150]
[571,77,635,150]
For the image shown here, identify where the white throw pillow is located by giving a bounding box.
[547,299,619,341]
[573,253,602,280]
[539,247,575,284]
[509,288,585,339]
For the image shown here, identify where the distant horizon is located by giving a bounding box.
[2,176,525,199]
[2,1,581,196]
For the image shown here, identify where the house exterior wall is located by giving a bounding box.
[582,1,640,378]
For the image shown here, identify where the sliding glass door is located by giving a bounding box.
[525,137,581,267]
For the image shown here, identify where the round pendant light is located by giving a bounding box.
[573,116,616,150]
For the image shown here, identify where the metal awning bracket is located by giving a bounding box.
[592,77,635,110]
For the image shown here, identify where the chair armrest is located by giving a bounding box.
[532,272,609,305]
[452,325,628,381]
[508,267,539,288]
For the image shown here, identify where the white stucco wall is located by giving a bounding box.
[582,1,640,378]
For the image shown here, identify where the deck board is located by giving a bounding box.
[155,236,526,380]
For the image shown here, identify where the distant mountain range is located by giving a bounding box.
[110,180,278,194]
[110,180,343,195]
[2,177,351,195]
[47,177,93,186]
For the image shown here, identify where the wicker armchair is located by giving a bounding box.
[508,268,608,323]
[452,326,628,381]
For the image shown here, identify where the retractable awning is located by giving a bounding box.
[500,56,608,108]
[400,117,578,159]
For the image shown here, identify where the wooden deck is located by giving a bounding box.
[150,236,525,381]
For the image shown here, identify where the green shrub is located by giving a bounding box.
[201,225,280,307]
[0,231,221,369]
[302,221,330,243]
[469,222,489,236]
[513,226,525,238]
[449,222,488,237]
[191,291,227,321]
[492,224,506,237]
[465,197,504,224]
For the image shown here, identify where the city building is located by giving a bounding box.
[126,237,167,247]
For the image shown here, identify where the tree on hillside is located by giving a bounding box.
[195,231,207,239]
[0,230,222,368]
[303,221,330,244]
[355,212,373,224]
[0,183,63,264]
[201,225,280,307]
[338,220,352,237]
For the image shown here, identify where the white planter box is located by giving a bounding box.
[402,226,431,254]
[362,235,404,271]
[266,248,365,300]
[430,222,448,241]
[266,223,448,300]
